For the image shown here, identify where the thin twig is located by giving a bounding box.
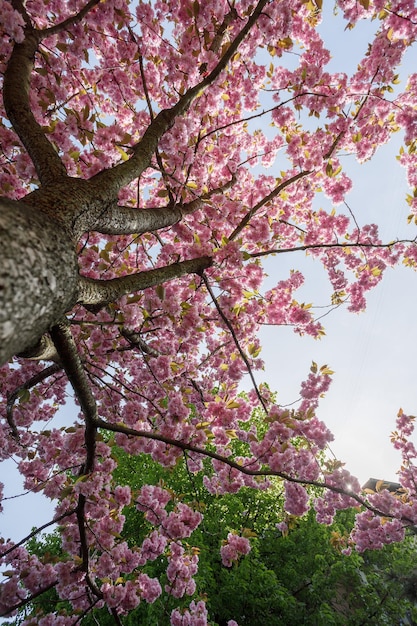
[247,237,415,258]
[201,271,268,413]
[0,509,75,558]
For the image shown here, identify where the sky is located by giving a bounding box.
[1,4,417,616]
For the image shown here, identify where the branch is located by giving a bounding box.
[135,45,176,205]
[89,0,270,193]
[49,322,101,599]
[3,33,67,185]
[228,116,350,242]
[247,238,415,258]
[200,271,268,413]
[212,6,238,50]
[91,171,236,235]
[0,509,75,559]
[121,328,159,357]
[0,579,58,618]
[228,170,311,241]
[92,417,413,523]
[17,334,60,362]
[10,0,32,29]
[77,256,212,307]
[68,598,103,626]
[49,321,97,474]
[198,92,326,144]
[91,198,204,235]
[110,609,124,626]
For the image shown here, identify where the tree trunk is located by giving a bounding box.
[0,197,78,364]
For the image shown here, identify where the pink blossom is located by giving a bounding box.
[165,542,199,598]
[138,573,162,603]
[114,484,132,507]
[0,0,25,42]
[139,530,168,564]
[220,533,251,567]
[162,503,202,539]
[284,481,310,517]
[136,485,171,525]
[171,600,208,626]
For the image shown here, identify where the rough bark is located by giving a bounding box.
[77,256,212,307]
[0,197,78,364]
[23,179,113,241]
[92,199,204,235]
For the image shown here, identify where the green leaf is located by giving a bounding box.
[115,144,129,161]
[17,388,30,403]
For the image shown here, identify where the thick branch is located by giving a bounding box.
[10,0,32,28]
[208,6,238,55]
[92,171,236,235]
[49,322,103,604]
[91,198,204,235]
[17,334,60,362]
[77,256,212,307]
[89,0,269,193]
[3,33,67,185]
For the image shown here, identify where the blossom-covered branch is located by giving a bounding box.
[6,362,62,438]
[90,0,269,193]
[91,416,414,525]
[248,238,417,258]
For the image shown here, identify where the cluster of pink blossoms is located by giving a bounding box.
[170,600,209,626]
[284,482,310,517]
[0,0,24,44]
[220,533,251,567]
[166,542,199,598]
[135,485,202,540]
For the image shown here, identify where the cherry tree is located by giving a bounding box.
[1,0,417,623]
